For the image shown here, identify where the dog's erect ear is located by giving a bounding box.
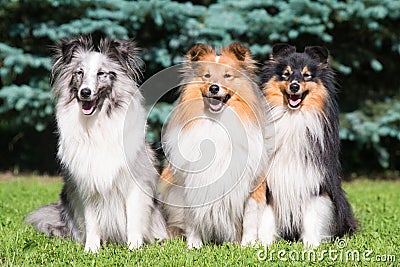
[186,44,214,61]
[304,46,329,65]
[100,39,143,80]
[54,36,93,64]
[224,42,252,62]
[270,43,296,59]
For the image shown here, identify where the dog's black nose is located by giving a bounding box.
[289,83,300,93]
[80,88,91,99]
[209,84,219,95]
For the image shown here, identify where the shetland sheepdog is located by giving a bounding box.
[26,36,167,252]
[259,44,357,246]
[160,43,269,248]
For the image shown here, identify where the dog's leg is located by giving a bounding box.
[301,195,333,247]
[186,224,203,249]
[241,180,266,246]
[160,165,186,238]
[126,184,148,250]
[258,204,277,246]
[84,205,101,253]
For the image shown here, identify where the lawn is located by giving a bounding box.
[0,174,399,266]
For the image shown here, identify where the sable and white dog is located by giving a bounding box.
[26,36,167,252]
[160,43,270,248]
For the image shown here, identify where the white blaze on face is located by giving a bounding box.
[79,52,104,116]
[79,52,104,98]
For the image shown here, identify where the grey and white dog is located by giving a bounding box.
[26,36,167,252]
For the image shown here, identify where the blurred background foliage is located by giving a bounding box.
[0,0,399,177]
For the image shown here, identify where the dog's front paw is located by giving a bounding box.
[187,239,203,250]
[128,237,144,250]
[84,241,100,253]
[187,234,203,249]
[186,227,203,249]
[302,235,321,248]
[241,234,257,247]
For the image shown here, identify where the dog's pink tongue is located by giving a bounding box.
[209,98,223,111]
[82,101,96,115]
[289,95,301,107]
[210,102,222,111]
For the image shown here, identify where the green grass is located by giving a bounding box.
[0,175,399,266]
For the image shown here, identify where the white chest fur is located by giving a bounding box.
[56,100,144,196]
[165,110,265,242]
[267,107,326,232]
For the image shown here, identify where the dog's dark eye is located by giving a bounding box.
[303,72,312,80]
[224,73,232,79]
[109,71,116,79]
[204,73,211,78]
[76,70,84,77]
[282,71,290,78]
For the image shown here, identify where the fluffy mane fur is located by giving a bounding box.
[26,36,167,252]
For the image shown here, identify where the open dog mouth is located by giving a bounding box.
[206,94,231,112]
[81,99,98,116]
[285,91,308,110]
